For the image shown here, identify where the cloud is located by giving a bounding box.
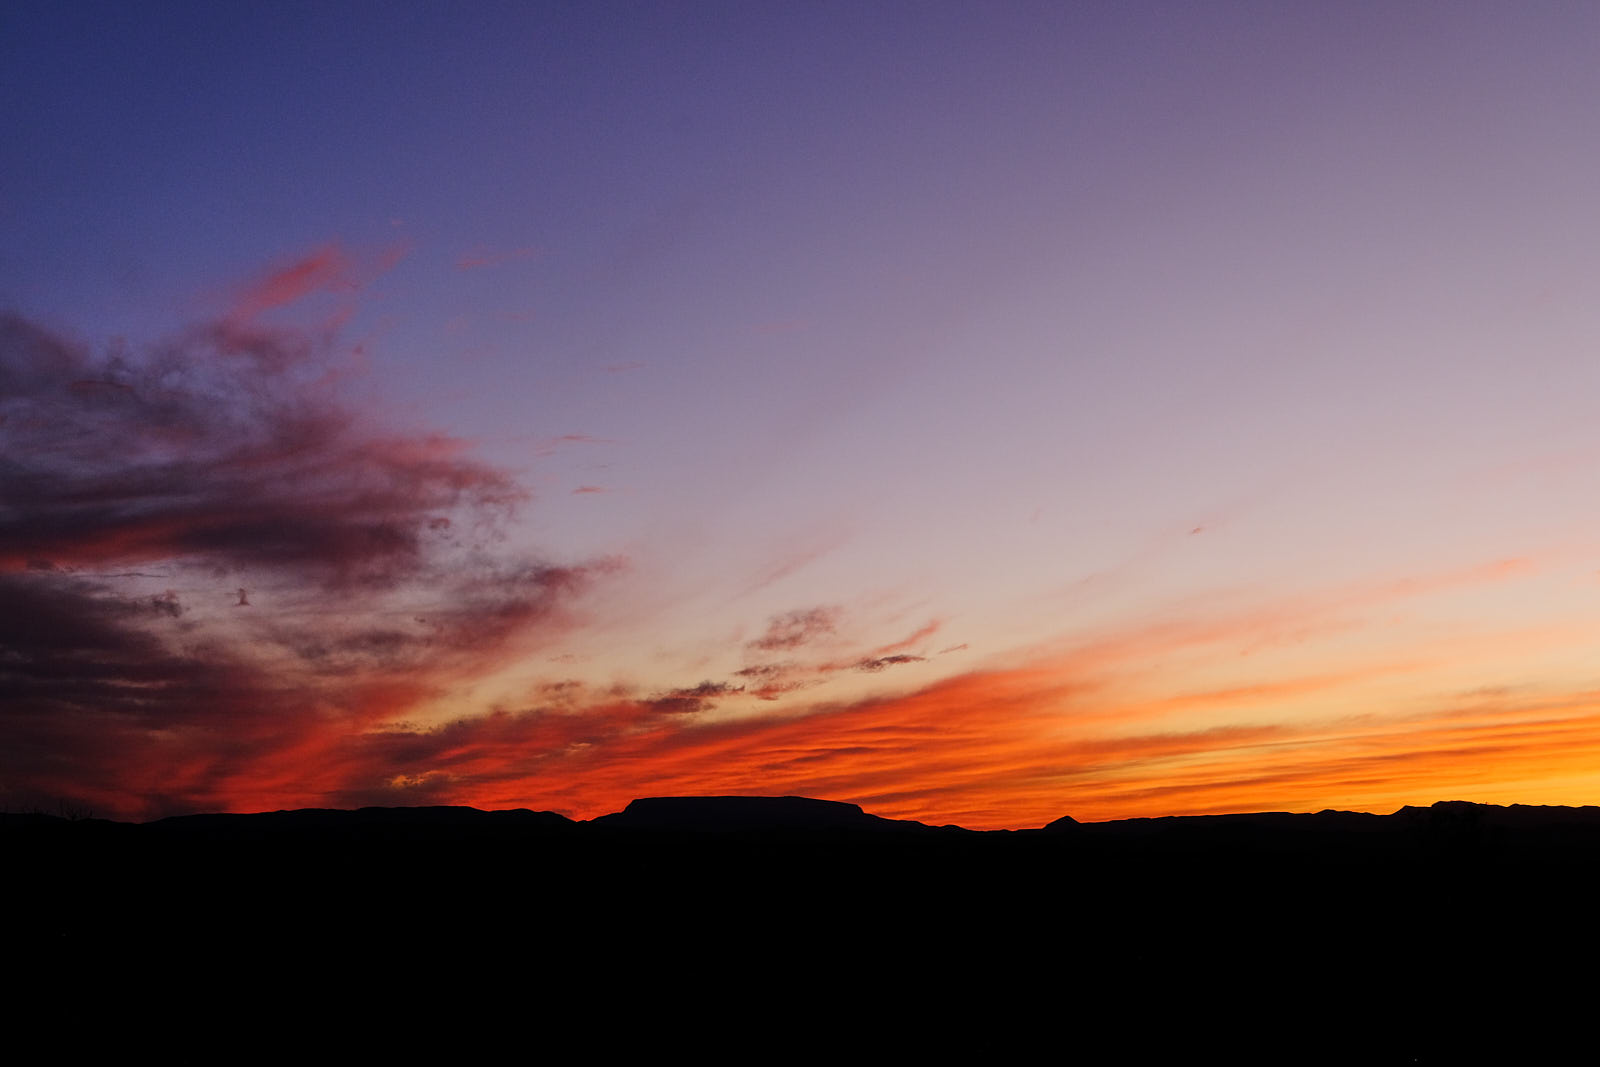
[737,533,847,597]
[4,284,1570,830]
[11,527,1584,826]
[356,654,1600,830]
[873,619,942,656]
[0,312,520,584]
[220,242,410,332]
[273,556,624,678]
[733,663,809,701]
[236,550,1572,828]
[227,244,356,323]
[0,566,344,817]
[748,606,840,652]
[532,433,614,457]
[0,261,616,818]
[645,681,744,716]
[852,654,925,673]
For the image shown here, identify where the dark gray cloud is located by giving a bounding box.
[853,654,926,673]
[733,662,807,700]
[645,680,744,715]
[748,606,840,652]
[0,310,616,818]
[0,313,521,585]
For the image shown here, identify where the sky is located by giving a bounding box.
[4,2,1600,828]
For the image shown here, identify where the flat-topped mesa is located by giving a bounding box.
[592,795,930,832]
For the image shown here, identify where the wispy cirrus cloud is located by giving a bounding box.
[224,242,407,328]
[873,619,942,656]
[254,550,1572,827]
[531,433,615,457]
[226,244,356,323]
[293,639,1600,829]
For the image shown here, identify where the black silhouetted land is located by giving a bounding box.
[9,796,1597,1061]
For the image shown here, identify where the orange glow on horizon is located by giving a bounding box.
[57,650,1598,830]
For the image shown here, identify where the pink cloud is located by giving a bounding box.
[228,244,355,323]
[874,619,942,656]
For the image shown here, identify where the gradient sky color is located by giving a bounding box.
[4,2,1600,827]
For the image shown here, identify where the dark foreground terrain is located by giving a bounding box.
[9,796,1599,1061]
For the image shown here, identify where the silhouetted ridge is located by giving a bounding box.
[15,796,1600,837]
[146,804,573,832]
[591,795,942,832]
[13,791,1600,1064]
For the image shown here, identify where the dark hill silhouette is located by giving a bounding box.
[148,803,575,839]
[9,796,1599,1061]
[13,794,1600,837]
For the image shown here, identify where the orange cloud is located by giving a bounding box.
[233,553,1575,828]
[25,595,1598,828]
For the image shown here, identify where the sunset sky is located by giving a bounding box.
[5,3,1600,827]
